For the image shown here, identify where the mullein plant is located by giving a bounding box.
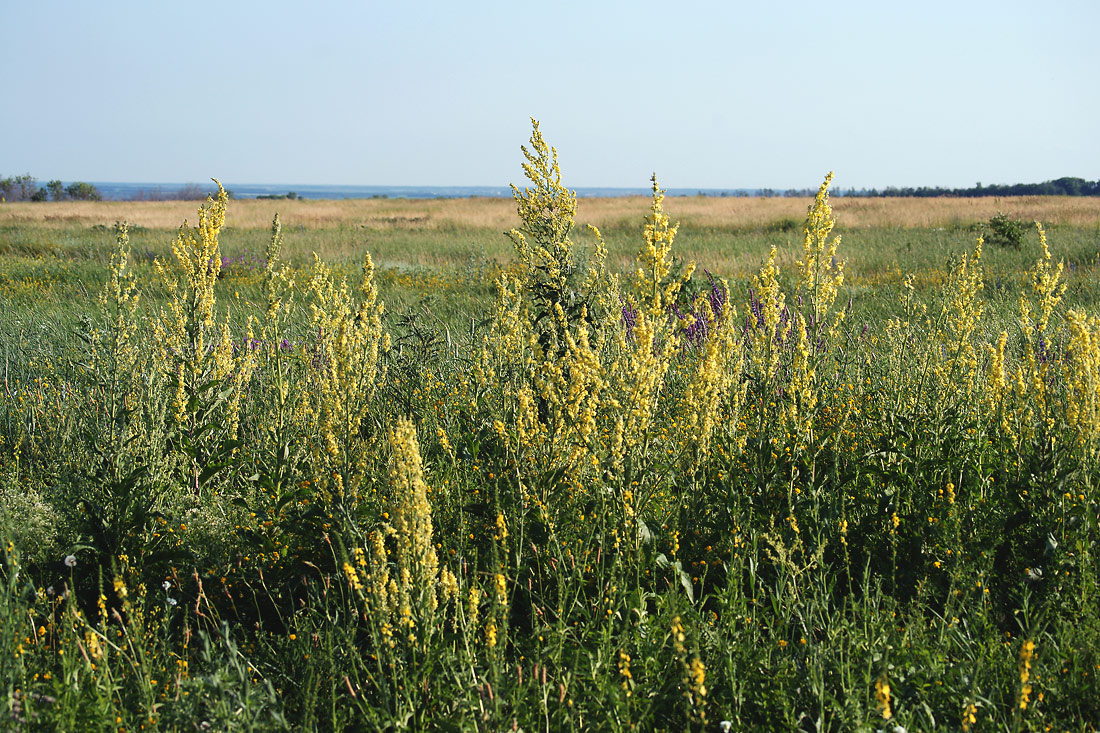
[488,121,748,511]
[246,214,315,508]
[928,238,985,413]
[342,416,468,727]
[91,224,144,454]
[301,250,389,506]
[149,182,255,495]
[1062,308,1100,460]
[987,223,1063,454]
[484,118,618,482]
[476,126,760,677]
[788,173,848,451]
[741,174,850,495]
[66,224,172,566]
[610,174,746,514]
[612,175,692,474]
[83,222,165,479]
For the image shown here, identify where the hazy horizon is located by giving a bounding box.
[3,1,1098,191]
[23,178,1099,203]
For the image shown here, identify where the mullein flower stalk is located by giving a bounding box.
[150,182,254,489]
[797,172,845,339]
[1005,225,1067,448]
[1062,310,1100,459]
[508,118,576,302]
[933,238,984,400]
[388,417,439,605]
[614,177,693,456]
[304,252,388,500]
[92,223,145,458]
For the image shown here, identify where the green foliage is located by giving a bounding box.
[159,624,288,730]
[46,179,65,201]
[986,210,1028,248]
[65,181,102,201]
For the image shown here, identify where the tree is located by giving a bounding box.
[46,180,66,201]
[0,173,39,202]
[65,181,102,201]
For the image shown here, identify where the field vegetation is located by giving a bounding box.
[2,122,1100,730]
[4,187,1100,232]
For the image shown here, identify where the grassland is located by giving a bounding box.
[2,164,1100,731]
[4,191,1100,231]
[3,193,1099,330]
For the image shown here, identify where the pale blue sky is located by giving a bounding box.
[2,0,1097,189]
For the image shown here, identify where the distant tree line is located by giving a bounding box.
[840,177,1100,198]
[0,174,218,202]
[696,177,1100,198]
[0,173,102,202]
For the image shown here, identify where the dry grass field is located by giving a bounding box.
[3,193,1099,232]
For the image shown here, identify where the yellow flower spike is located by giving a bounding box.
[875,675,893,719]
[688,656,706,694]
[1032,223,1064,335]
[467,586,482,628]
[961,701,978,731]
[1018,639,1036,710]
[305,251,387,497]
[1062,311,1100,456]
[387,417,439,588]
[797,172,845,329]
[934,237,985,400]
[634,174,682,318]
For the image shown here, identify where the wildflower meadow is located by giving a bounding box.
[2,121,1100,730]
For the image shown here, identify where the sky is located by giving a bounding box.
[2,0,1098,190]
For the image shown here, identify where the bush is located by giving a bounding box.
[985,211,1027,248]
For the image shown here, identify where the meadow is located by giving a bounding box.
[2,125,1100,731]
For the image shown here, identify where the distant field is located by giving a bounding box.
[3,195,1099,276]
[3,193,1099,341]
[3,193,1100,231]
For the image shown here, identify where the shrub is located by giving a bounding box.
[985,211,1027,248]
